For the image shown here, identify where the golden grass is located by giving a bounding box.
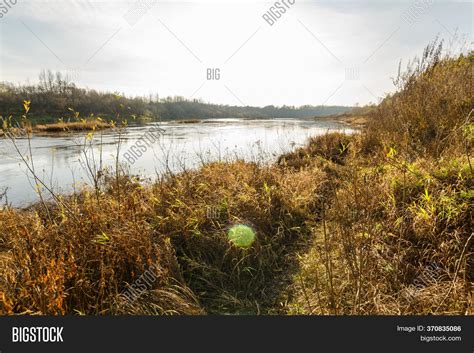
[0,159,328,314]
[35,120,111,132]
[284,43,473,315]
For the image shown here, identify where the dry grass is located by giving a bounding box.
[285,43,473,315]
[0,179,201,315]
[0,159,327,314]
[35,120,111,132]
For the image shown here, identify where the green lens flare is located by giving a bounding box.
[228,225,256,249]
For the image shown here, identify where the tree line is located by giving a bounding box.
[0,70,352,124]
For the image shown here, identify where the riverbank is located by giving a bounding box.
[0,45,471,315]
[0,126,471,315]
[334,113,369,126]
[316,105,373,128]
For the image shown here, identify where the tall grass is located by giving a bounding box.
[287,42,473,315]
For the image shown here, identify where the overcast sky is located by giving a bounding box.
[0,0,472,107]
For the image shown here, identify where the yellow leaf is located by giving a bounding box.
[23,100,31,114]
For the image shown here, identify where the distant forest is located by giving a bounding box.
[0,70,352,124]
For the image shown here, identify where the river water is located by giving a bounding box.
[0,118,354,207]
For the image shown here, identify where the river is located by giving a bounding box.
[0,118,354,207]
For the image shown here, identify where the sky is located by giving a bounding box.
[0,0,472,107]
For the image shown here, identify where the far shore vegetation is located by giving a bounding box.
[0,70,353,126]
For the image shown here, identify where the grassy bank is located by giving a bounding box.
[34,119,111,132]
[0,43,472,315]
[1,118,112,138]
[285,43,473,315]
